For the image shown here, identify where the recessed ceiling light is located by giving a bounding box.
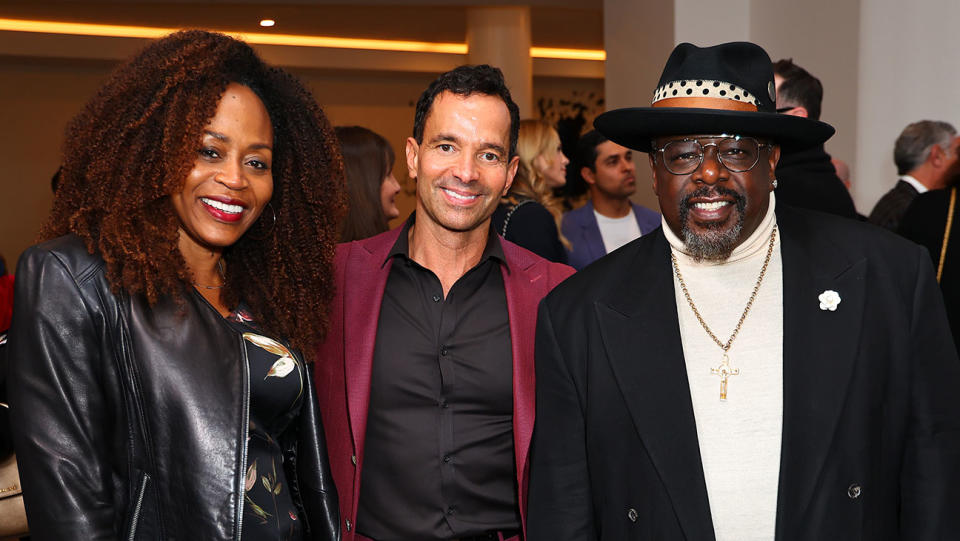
[259,19,275,27]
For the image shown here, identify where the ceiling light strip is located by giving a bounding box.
[531,47,605,61]
[0,18,604,60]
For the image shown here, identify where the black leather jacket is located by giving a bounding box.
[7,234,340,540]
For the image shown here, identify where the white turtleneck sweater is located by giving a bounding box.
[663,194,783,541]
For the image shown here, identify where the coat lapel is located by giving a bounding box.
[581,202,609,261]
[343,230,399,462]
[775,210,866,539]
[597,233,716,541]
[501,245,540,517]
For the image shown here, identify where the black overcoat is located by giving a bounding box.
[528,206,960,540]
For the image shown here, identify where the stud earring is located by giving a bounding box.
[772,178,778,189]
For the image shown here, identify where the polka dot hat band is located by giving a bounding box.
[592,41,835,152]
[653,79,760,109]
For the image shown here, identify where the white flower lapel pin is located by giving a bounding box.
[818,290,841,311]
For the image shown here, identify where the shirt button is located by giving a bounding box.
[443,455,452,463]
[440,346,448,356]
[446,506,456,515]
[847,483,862,499]
[439,399,448,408]
[432,294,441,302]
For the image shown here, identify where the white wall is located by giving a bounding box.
[750,0,861,206]
[855,0,960,211]
[603,0,675,211]
[674,0,750,46]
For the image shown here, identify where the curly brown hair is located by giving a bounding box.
[42,29,345,355]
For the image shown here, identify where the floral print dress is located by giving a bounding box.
[227,308,304,541]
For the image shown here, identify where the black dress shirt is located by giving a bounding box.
[356,218,519,541]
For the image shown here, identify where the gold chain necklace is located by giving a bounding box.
[192,259,226,290]
[670,225,777,400]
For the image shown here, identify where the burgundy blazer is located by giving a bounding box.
[314,226,575,539]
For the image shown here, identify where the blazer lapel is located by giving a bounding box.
[582,202,608,260]
[501,245,542,518]
[775,210,866,539]
[343,230,399,461]
[597,233,716,541]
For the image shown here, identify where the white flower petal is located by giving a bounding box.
[265,356,296,379]
[818,290,841,311]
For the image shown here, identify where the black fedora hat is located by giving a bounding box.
[594,41,835,153]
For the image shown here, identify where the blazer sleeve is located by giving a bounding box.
[899,244,960,537]
[527,299,596,541]
[8,247,117,540]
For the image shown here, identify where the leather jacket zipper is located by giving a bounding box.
[128,472,150,541]
[235,335,252,540]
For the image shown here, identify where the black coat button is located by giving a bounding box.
[848,483,862,499]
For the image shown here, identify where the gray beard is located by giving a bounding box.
[679,188,747,262]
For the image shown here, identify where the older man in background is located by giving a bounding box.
[870,120,959,232]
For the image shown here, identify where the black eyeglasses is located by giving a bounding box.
[652,135,773,175]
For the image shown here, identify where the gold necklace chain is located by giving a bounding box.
[192,259,226,290]
[670,225,777,353]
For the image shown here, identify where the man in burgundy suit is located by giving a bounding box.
[315,65,574,541]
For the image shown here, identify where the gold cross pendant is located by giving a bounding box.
[711,353,740,400]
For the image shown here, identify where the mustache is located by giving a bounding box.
[680,185,745,207]
[678,185,747,224]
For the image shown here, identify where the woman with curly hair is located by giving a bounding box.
[7,30,343,540]
[335,126,401,242]
[491,119,570,263]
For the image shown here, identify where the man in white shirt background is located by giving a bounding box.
[869,119,959,232]
[561,130,660,270]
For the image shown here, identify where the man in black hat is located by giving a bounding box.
[527,42,960,541]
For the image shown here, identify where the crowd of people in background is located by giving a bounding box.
[1,30,959,541]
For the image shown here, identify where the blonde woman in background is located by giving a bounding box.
[491,119,570,263]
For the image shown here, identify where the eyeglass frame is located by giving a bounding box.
[651,134,775,175]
